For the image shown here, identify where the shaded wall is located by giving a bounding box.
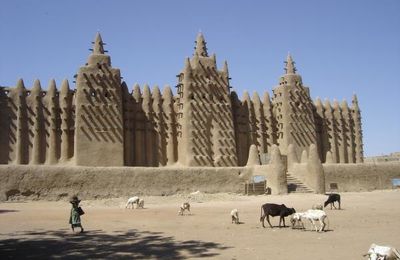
[0,165,253,201]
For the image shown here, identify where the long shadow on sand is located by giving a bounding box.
[0,210,19,214]
[0,229,230,259]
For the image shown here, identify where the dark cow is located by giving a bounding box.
[260,203,296,228]
[324,193,341,209]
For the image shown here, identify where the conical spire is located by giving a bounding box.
[142,84,151,100]
[315,97,323,108]
[142,84,152,116]
[31,79,42,96]
[92,32,105,54]
[211,53,217,66]
[222,60,229,76]
[132,83,141,103]
[194,32,208,57]
[352,94,359,110]
[333,99,340,112]
[60,79,70,95]
[252,92,261,106]
[285,53,296,74]
[341,99,349,112]
[16,78,25,90]
[121,81,130,96]
[183,57,192,80]
[263,91,271,108]
[243,91,251,103]
[162,85,173,101]
[246,144,260,166]
[324,99,332,110]
[152,85,161,102]
[47,79,57,96]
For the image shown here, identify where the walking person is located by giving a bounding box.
[69,195,84,233]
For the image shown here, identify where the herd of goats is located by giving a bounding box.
[124,193,399,260]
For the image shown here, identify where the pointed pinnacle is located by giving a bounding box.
[143,84,151,99]
[132,83,141,101]
[324,99,331,109]
[60,79,70,95]
[285,53,296,74]
[92,32,105,54]
[333,99,340,111]
[16,78,25,90]
[184,57,192,80]
[341,99,349,112]
[47,79,57,95]
[352,94,359,109]
[222,60,229,76]
[243,91,251,102]
[152,85,161,100]
[263,91,271,107]
[315,97,323,108]
[32,79,42,95]
[212,53,217,66]
[352,94,359,103]
[162,85,173,100]
[252,92,261,105]
[194,32,208,57]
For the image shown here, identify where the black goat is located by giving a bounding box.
[324,193,341,209]
[260,203,296,228]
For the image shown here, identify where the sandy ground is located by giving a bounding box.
[0,190,399,259]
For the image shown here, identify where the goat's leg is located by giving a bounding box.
[338,200,341,210]
[332,202,337,209]
[300,219,305,230]
[311,219,318,232]
[321,218,326,232]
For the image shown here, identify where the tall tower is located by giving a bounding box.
[176,33,238,166]
[352,94,364,163]
[74,33,124,166]
[272,54,317,158]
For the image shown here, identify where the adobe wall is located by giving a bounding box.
[290,162,400,192]
[0,165,253,201]
[323,162,400,192]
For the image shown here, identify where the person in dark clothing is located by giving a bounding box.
[69,195,84,233]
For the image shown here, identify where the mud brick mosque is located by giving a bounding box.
[0,33,363,167]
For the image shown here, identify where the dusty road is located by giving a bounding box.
[0,190,399,259]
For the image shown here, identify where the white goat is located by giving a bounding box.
[137,199,144,209]
[312,204,323,210]
[364,244,400,260]
[178,202,191,215]
[125,196,140,209]
[231,209,239,224]
[291,209,327,232]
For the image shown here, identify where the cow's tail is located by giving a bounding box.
[260,206,264,222]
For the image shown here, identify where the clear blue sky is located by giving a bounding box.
[0,0,399,157]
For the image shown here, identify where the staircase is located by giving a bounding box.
[286,173,314,193]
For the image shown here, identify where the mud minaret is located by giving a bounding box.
[74,33,124,166]
[352,94,364,163]
[176,33,238,166]
[272,54,317,158]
